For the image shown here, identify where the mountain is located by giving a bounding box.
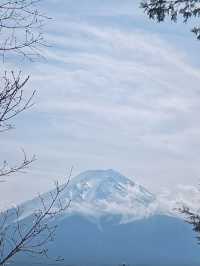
[19,169,160,222]
[3,169,200,265]
[45,214,200,266]
[60,169,158,220]
[19,169,197,221]
[13,214,200,266]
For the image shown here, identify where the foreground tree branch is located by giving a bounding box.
[0,0,47,180]
[0,71,35,132]
[0,150,36,179]
[179,206,200,244]
[0,71,36,181]
[0,0,49,60]
[0,1,72,265]
[0,168,72,265]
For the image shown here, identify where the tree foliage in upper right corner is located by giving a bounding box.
[140,0,200,247]
[140,0,200,40]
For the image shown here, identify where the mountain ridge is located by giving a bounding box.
[3,169,200,265]
[8,169,200,224]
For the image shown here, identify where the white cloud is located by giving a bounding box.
[1,0,200,207]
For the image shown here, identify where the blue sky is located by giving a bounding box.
[1,0,200,207]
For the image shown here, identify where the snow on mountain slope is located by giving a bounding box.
[59,169,158,221]
[68,169,155,204]
[15,169,200,223]
[17,169,158,222]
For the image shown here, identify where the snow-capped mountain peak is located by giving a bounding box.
[54,169,158,221]
[14,169,200,223]
[68,169,155,204]
[17,169,158,222]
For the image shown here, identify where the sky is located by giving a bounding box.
[1,0,200,208]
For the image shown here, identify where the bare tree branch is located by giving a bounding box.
[0,1,73,265]
[0,168,73,265]
[0,150,36,178]
[0,71,35,132]
[0,0,50,61]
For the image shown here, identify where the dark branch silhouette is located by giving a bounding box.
[0,71,35,132]
[178,205,200,244]
[0,0,49,60]
[0,71,36,182]
[0,168,72,265]
[0,1,72,265]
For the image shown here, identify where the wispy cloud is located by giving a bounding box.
[1,0,200,207]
